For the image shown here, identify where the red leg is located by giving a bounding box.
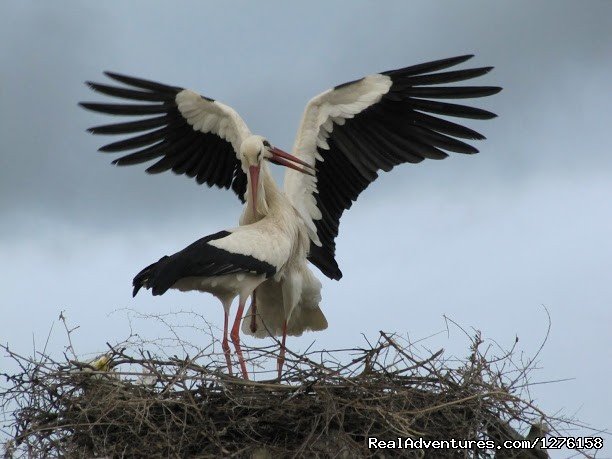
[230,298,249,380]
[222,310,233,377]
[249,290,258,333]
[277,320,287,380]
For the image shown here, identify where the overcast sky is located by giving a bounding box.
[1,1,611,456]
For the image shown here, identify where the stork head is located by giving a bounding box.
[240,135,314,217]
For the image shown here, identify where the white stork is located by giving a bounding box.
[131,136,316,379]
[81,54,501,378]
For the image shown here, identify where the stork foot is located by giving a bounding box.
[277,320,288,380]
[249,292,258,333]
[230,330,249,380]
[231,300,249,380]
[221,336,233,377]
[276,353,285,380]
[221,310,233,377]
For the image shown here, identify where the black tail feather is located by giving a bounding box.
[132,257,168,297]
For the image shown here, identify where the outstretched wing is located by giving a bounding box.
[284,55,501,280]
[80,73,251,201]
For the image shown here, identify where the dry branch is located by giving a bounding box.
[0,315,600,458]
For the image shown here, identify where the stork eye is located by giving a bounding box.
[263,140,271,148]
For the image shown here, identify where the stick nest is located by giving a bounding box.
[0,314,587,458]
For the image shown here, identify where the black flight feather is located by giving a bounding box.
[307,55,501,280]
[132,231,276,297]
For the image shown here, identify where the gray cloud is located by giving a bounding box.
[2,1,611,234]
[1,2,611,454]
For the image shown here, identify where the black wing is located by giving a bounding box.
[298,55,501,279]
[132,230,277,296]
[80,73,250,201]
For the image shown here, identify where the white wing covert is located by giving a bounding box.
[284,55,501,280]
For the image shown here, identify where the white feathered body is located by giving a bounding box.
[242,266,326,338]
[239,162,327,338]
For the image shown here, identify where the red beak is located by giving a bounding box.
[269,147,315,176]
[249,165,260,218]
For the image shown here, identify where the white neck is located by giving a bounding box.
[240,162,281,225]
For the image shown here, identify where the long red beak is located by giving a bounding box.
[249,165,260,218]
[269,147,315,176]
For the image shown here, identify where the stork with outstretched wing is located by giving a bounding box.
[82,55,501,378]
[131,138,315,379]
